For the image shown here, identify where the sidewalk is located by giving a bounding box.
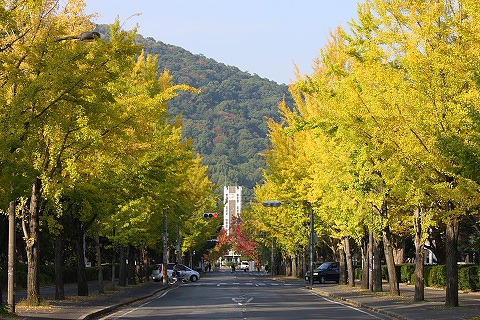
[3,276,480,320]
[3,280,168,320]
[309,281,480,320]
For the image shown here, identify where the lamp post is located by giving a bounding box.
[55,31,101,42]
[6,30,100,310]
[262,200,282,276]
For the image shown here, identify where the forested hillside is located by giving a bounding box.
[134,32,294,200]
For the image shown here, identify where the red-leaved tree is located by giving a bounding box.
[230,216,260,263]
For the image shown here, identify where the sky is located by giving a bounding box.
[84,1,361,85]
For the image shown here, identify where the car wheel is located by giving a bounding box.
[190,275,198,282]
[320,276,326,284]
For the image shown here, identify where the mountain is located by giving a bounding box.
[131,31,294,201]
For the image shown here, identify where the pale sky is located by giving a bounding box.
[84,1,361,85]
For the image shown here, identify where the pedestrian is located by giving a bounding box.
[231,263,236,273]
[173,262,180,278]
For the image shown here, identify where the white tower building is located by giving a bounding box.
[223,186,242,235]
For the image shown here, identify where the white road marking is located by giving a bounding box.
[310,290,386,320]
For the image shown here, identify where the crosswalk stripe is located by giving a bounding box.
[194,282,294,287]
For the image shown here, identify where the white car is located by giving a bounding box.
[240,261,250,271]
[151,263,200,282]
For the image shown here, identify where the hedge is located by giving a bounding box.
[354,264,480,292]
[0,263,129,290]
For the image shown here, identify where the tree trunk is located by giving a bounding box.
[142,248,149,282]
[445,218,459,307]
[75,219,88,296]
[290,255,294,277]
[26,178,42,304]
[372,233,382,292]
[118,245,127,287]
[111,246,116,290]
[95,233,104,294]
[127,245,136,285]
[55,235,65,300]
[414,207,425,301]
[392,235,405,264]
[361,237,369,289]
[135,249,142,283]
[338,246,347,285]
[383,228,399,295]
[302,249,307,280]
[368,231,374,291]
[344,237,355,287]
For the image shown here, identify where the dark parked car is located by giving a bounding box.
[305,261,339,284]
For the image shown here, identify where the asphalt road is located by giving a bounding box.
[98,270,393,320]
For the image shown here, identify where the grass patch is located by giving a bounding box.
[15,298,52,309]
[0,304,20,318]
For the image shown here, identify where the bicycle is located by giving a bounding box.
[168,271,189,285]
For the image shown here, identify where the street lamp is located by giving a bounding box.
[262,200,282,276]
[55,31,101,42]
[7,31,101,311]
[262,200,282,208]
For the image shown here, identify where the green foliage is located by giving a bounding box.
[399,264,416,284]
[0,5,217,300]
[134,34,294,192]
[252,1,480,296]
[458,265,480,292]
[425,265,447,288]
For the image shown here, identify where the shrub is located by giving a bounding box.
[354,267,362,280]
[425,265,446,287]
[399,264,415,283]
[458,265,480,292]
[332,263,478,291]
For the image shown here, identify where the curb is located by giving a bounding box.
[308,287,411,320]
[82,285,171,320]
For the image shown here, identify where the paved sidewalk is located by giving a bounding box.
[3,280,168,320]
[3,275,480,320]
[309,281,480,320]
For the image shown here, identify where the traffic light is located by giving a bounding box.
[203,213,219,218]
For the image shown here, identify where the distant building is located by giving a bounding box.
[221,186,242,266]
[223,186,242,236]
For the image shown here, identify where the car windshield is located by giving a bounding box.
[318,263,334,270]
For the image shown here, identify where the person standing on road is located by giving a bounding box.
[231,263,236,273]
